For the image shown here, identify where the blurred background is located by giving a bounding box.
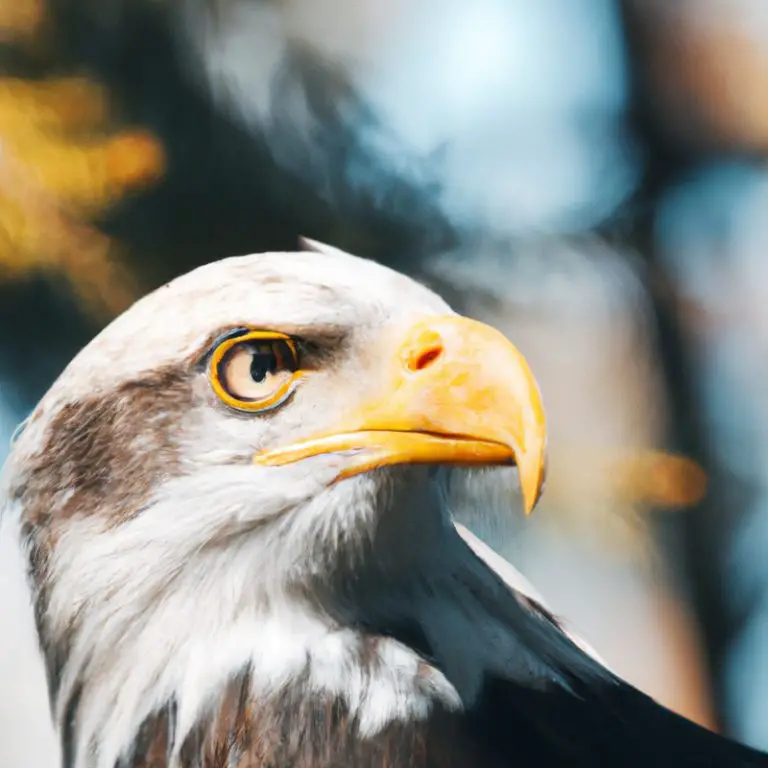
[1,0,768,764]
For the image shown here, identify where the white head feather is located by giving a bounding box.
[2,244,599,768]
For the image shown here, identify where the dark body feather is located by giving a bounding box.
[123,683,768,768]
[116,548,768,768]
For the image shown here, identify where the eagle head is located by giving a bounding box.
[2,241,549,767]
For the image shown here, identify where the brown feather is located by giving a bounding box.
[116,668,495,768]
[11,367,193,709]
[12,366,192,530]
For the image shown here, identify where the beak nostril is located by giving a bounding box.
[408,345,444,372]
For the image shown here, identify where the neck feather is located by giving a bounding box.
[25,472,466,768]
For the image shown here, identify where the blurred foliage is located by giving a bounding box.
[0,0,44,43]
[540,449,707,556]
[0,3,164,315]
[0,77,164,313]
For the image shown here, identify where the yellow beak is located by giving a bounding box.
[253,315,547,514]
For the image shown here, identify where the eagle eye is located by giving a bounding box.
[210,331,300,412]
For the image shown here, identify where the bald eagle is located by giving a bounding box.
[2,241,765,768]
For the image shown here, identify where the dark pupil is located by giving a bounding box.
[250,345,278,383]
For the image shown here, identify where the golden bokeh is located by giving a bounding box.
[0,0,166,317]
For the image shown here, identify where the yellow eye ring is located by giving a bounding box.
[209,330,301,412]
